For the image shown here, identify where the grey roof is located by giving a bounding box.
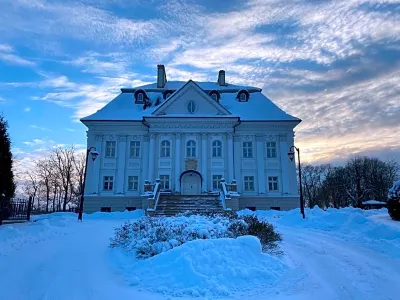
[81,80,300,122]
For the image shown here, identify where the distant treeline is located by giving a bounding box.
[301,156,399,208]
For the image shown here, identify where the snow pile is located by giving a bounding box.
[0,213,76,256]
[112,235,286,297]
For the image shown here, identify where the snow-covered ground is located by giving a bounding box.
[0,208,399,300]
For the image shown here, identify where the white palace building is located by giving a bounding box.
[81,65,301,214]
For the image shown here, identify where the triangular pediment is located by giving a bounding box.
[152,80,231,116]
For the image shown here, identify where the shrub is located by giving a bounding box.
[110,213,281,258]
[388,199,400,221]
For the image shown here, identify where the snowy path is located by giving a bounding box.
[274,225,400,300]
[0,211,399,300]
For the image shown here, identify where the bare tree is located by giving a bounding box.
[36,159,53,212]
[24,172,40,209]
[50,146,75,211]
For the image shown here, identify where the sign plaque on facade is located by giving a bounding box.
[185,158,198,170]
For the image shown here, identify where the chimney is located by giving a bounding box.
[157,64,167,88]
[217,70,226,86]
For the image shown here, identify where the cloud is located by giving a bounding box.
[30,124,52,131]
[0,43,35,66]
[24,107,31,112]
[23,138,53,146]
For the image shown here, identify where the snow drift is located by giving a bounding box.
[112,235,286,297]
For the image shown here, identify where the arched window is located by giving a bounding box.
[160,140,171,157]
[137,92,144,102]
[212,140,222,157]
[186,140,196,157]
[211,93,218,101]
[239,92,247,102]
[166,92,172,99]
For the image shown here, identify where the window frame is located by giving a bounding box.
[242,141,253,158]
[129,141,141,158]
[266,141,277,158]
[239,92,248,102]
[186,140,196,157]
[159,175,170,190]
[136,92,144,103]
[105,141,116,158]
[187,101,196,113]
[244,176,255,191]
[127,175,139,191]
[212,175,223,190]
[103,176,114,191]
[212,140,222,157]
[268,176,279,192]
[160,140,171,157]
[210,93,218,101]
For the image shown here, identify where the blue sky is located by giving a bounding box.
[0,0,399,173]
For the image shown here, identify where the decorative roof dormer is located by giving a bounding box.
[163,90,174,100]
[134,89,147,104]
[237,89,249,102]
[209,90,221,102]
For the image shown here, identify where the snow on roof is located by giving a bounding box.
[362,200,387,205]
[81,81,300,122]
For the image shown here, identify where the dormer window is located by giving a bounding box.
[136,92,144,103]
[209,91,220,102]
[239,91,248,102]
[166,92,172,99]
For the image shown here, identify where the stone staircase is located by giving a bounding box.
[154,194,223,216]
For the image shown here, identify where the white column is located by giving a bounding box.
[201,133,208,192]
[227,133,234,182]
[142,135,149,182]
[256,135,266,194]
[175,133,181,193]
[92,135,103,194]
[148,133,156,182]
[279,135,289,194]
[116,135,127,194]
[233,135,242,193]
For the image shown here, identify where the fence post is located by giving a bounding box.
[27,196,33,221]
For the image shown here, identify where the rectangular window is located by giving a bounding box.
[212,175,223,190]
[243,142,253,158]
[127,176,139,191]
[244,176,255,191]
[270,207,281,211]
[105,141,116,157]
[100,207,111,212]
[129,141,140,157]
[268,176,279,192]
[266,142,277,158]
[160,175,170,189]
[103,176,114,191]
[125,207,136,211]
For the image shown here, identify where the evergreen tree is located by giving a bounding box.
[0,115,16,220]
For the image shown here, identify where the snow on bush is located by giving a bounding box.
[110,211,281,258]
[388,180,400,200]
[388,181,400,221]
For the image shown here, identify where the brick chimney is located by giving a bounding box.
[157,64,167,88]
[217,70,226,86]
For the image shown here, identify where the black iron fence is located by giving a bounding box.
[0,196,32,226]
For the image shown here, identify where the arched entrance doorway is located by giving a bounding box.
[180,170,202,195]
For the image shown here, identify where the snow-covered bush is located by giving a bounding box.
[388,181,400,221]
[110,213,281,258]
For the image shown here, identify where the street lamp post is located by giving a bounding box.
[288,146,305,219]
[78,147,99,221]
